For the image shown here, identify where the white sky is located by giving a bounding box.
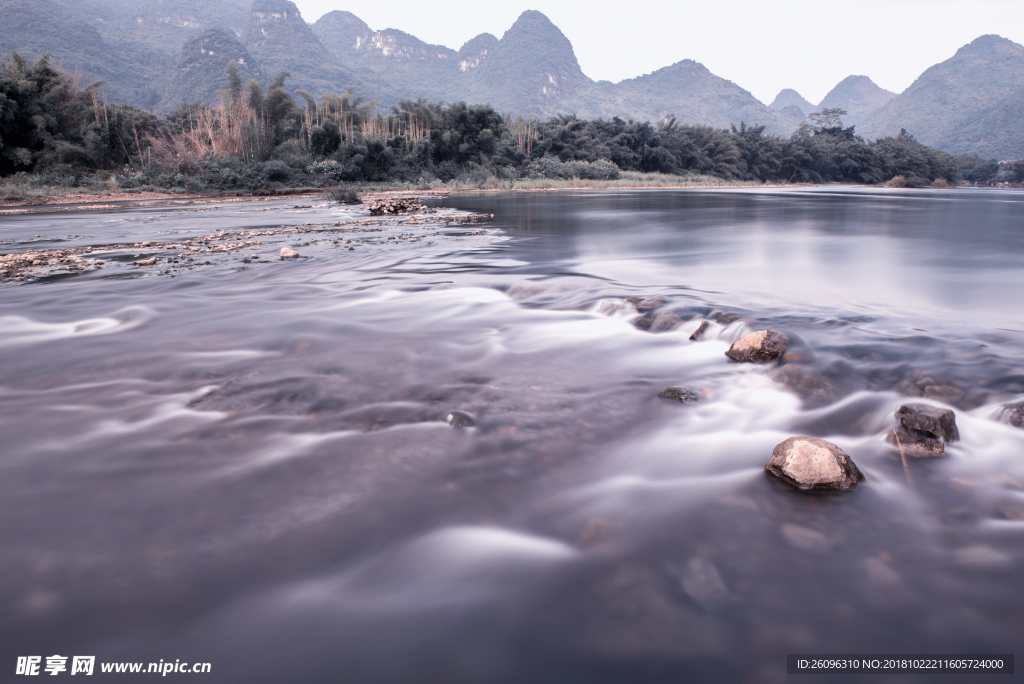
[291,0,1024,106]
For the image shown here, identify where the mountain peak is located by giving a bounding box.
[859,34,1024,158]
[769,88,814,116]
[818,75,895,125]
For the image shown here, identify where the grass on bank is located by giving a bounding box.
[0,170,771,203]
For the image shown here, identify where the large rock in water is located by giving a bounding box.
[725,330,789,363]
[885,403,958,456]
[765,436,864,491]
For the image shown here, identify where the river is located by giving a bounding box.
[1,187,1021,682]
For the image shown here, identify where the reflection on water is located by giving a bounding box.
[1,188,1022,682]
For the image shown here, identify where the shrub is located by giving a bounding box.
[885,175,907,188]
[260,159,291,181]
[307,160,344,181]
[327,185,361,204]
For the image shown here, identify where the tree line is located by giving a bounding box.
[3,53,1021,191]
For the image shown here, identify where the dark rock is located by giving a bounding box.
[689,319,709,341]
[771,365,839,405]
[648,312,682,333]
[765,436,864,491]
[725,330,789,363]
[659,387,699,403]
[895,404,959,441]
[447,410,475,428]
[626,295,668,313]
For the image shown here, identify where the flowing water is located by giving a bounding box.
[1,188,1023,682]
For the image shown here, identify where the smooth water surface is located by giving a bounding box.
[1,188,1022,683]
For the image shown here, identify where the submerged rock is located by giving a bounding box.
[885,403,958,457]
[446,410,475,428]
[725,330,789,363]
[1000,402,1024,427]
[765,436,863,491]
[659,386,699,403]
[280,247,299,258]
[771,365,839,405]
[626,295,668,313]
[136,257,157,266]
[689,319,709,341]
[648,312,682,333]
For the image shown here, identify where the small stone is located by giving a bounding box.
[689,319,709,341]
[447,410,475,427]
[765,436,863,491]
[136,257,157,266]
[895,404,959,441]
[658,387,699,403]
[725,330,789,363]
[626,295,668,313]
[648,311,682,333]
[280,247,299,258]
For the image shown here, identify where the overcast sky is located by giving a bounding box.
[291,0,1024,106]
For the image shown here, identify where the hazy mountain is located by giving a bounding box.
[595,60,791,133]
[242,0,369,100]
[161,28,267,111]
[0,0,161,104]
[769,89,815,117]
[459,10,593,116]
[818,75,895,127]
[312,10,460,101]
[859,35,1024,158]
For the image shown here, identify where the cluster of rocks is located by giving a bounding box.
[627,293,976,493]
[0,249,100,281]
[366,197,424,215]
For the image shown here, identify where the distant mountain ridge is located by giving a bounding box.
[2,0,1024,157]
[768,77,895,127]
[859,35,1024,159]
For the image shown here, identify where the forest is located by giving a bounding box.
[2,53,1022,194]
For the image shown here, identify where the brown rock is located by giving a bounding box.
[280,247,299,258]
[725,330,789,363]
[765,436,863,491]
[136,257,157,266]
[689,319,709,341]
